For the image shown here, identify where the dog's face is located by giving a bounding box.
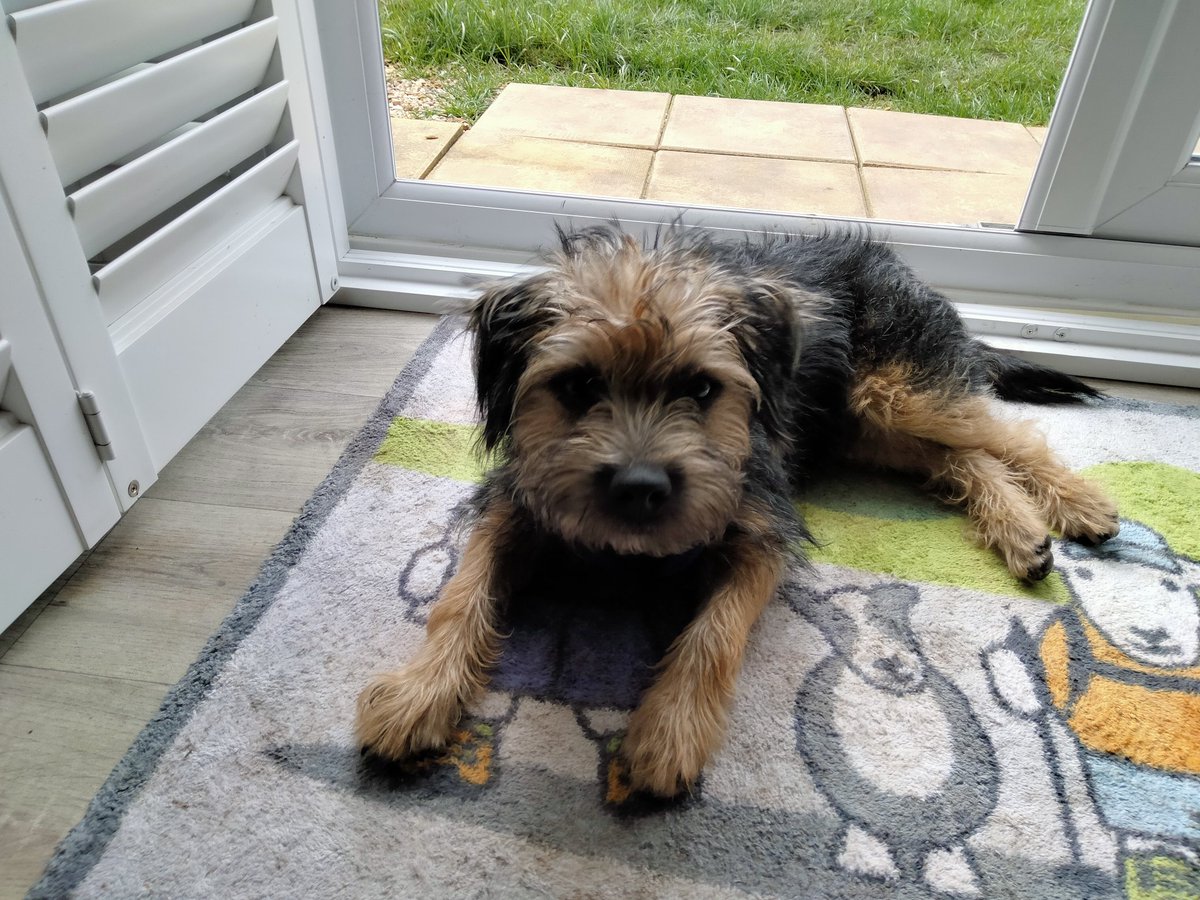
[470,228,807,557]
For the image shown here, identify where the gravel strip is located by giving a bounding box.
[384,66,465,122]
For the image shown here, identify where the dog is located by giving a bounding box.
[355,224,1119,797]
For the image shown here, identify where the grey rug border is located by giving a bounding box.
[27,315,462,900]
[25,316,1197,897]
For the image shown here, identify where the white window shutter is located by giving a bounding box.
[1,0,340,473]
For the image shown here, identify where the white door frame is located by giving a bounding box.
[315,0,1200,387]
[1020,0,1200,244]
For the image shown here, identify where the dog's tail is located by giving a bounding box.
[976,343,1103,404]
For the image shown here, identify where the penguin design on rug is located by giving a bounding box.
[1041,521,1200,866]
[792,582,999,894]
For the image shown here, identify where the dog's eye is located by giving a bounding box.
[551,369,605,414]
[677,373,721,408]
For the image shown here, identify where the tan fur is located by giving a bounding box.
[621,509,787,795]
[506,249,766,557]
[355,498,510,758]
[850,366,1118,578]
[357,246,796,791]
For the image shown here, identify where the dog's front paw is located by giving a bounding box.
[622,694,715,797]
[355,669,462,760]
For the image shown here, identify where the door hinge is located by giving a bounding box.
[77,390,115,461]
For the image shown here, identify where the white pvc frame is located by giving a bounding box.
[313,0,1200,387]
[1020,0,1200,243]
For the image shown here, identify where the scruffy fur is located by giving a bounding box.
[356,225,1118,796]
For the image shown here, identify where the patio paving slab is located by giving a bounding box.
[427,130,653,197]
[863,166,1031,226]
[466,82,670,148]
[660,96,855,162]
[646,151,865,217]
[848,107,1042,175]
[403,84,1053,226]
[390,118,463,179]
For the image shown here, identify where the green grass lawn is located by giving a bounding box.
[380,0,1085,125]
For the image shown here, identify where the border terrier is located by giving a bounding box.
[356,225,1118,796]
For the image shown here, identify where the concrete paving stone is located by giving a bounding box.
[645,151,866,217]
[661,95,855,162]
[427,130,652,198]
[467,83,671,148]
[390,117,464,179]
[848,107,1042,175]
[863,166,1032,227]
[1026,125,1049,145]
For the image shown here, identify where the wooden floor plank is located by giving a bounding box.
[2,498,294,684]
[0,665,167,899]
[250,304,439,398]
[145,383,383,513]
[0,556,85,659]
[1084,377,1200,406]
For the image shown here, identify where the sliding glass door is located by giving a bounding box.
[314,0,1200,386]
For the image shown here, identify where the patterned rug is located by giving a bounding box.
[32,317,1200,899]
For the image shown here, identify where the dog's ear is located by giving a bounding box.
[731,280,808,445]
[469,274,554,451]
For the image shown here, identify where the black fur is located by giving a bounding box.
[470,274,556,452]
[979,349,1103,404]
[694,228,1100,472]
[728,279,807,449]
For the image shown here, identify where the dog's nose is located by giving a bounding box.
[603,464,673,522]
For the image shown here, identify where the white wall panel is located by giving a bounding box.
[114,203,319,469]
[0,414,86,631]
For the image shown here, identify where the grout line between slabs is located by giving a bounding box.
[844,106,874,219]
[642,94,676,199]
[416,123,468,180]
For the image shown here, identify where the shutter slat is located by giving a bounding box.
[68,81,289,258]
[7,0,256,103]
[95,142,300,325]
[42,18,278,186]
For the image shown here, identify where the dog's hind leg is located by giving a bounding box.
[969,423,1118,546]
[853,369,1116,546]
[355,498,511,760]
[848,368,1069,580]
[851,426,1055,581]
